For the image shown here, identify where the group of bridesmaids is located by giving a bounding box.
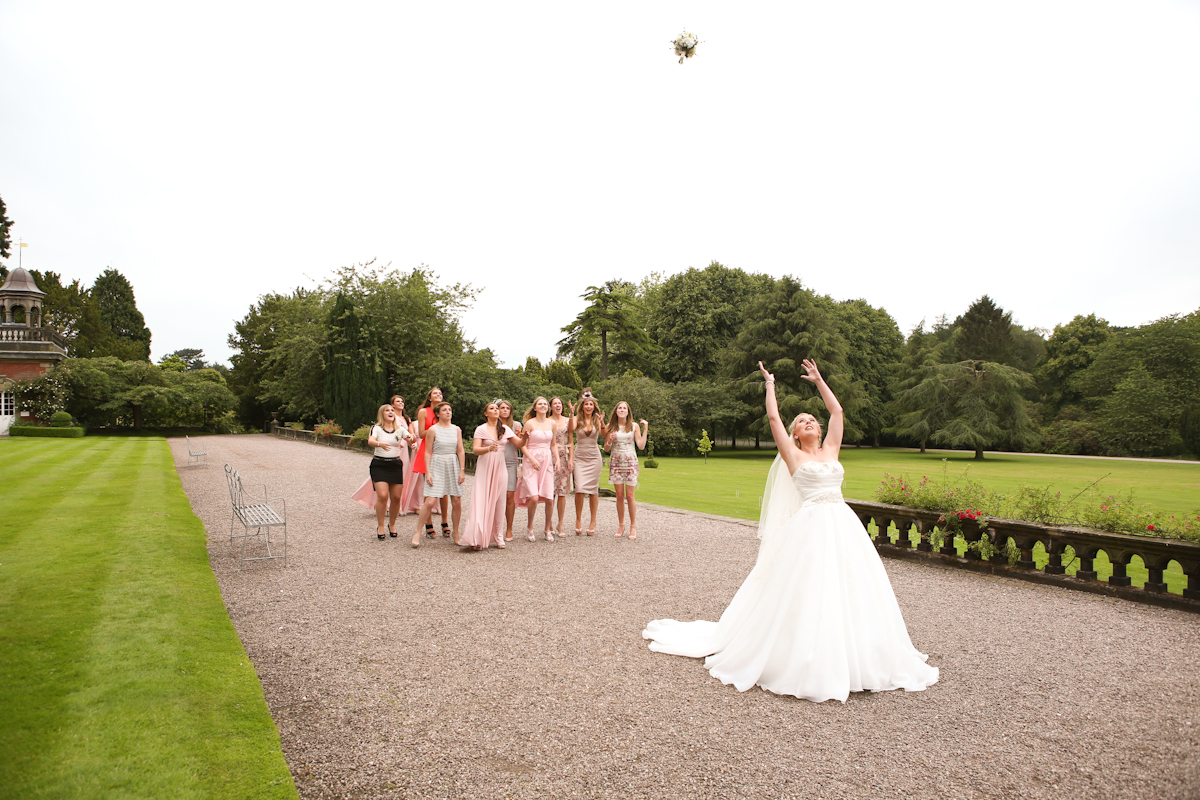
[352,387,650,550]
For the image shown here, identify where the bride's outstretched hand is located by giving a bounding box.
[758,361,775,384]
[800,358,822,384]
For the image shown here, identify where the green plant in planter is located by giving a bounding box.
[644,439,659,469]
[314,420,342,438]
[285,421,305,431]
[350,424,372,446]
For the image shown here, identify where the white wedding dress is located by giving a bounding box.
[642,458,938,703]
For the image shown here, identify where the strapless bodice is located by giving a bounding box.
[792,461,845,505]
[526,428,553,451]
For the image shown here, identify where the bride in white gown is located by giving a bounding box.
[643,359,938,703]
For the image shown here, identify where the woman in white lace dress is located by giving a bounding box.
[642,359,939,703]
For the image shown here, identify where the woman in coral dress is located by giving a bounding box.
[460,401,522,550]
[514,396,559,541]
[408,387,450,537]
[642,359,939,703]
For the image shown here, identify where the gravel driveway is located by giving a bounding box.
[172,435,1200,800]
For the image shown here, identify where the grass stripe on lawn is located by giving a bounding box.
[0,437,296,799]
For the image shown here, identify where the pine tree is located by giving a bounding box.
[0,194,13,261]
[91,268,152,360]
[722,276,869,443]
[323,293,386,432]
[953,295,1016,364]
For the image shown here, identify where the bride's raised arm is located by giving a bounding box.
[800,358,843,456]
[758,361,802,472]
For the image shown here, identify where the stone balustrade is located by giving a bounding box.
[270,423,478,471]
[846,498,1200,611]
[0,325,67,347]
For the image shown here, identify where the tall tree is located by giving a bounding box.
[891,359,1037,460]
[0,194,13,262]
[91,268,151,360]
[722,276,868,442]
[327,262,476,394]
[558,284,653,380]
[642,262,771,382]
[229,288,330,424]
[887,323,952,452]
[1035,313,1112,413]
[323,293,386,431]
[824,297,904,446]
[952,295,1017,364]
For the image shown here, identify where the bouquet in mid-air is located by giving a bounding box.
[672,30,701,64]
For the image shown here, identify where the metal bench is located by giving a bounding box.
[185,435,207,466]
[224,464,287,568]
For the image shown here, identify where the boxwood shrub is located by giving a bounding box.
[9,426,85,438]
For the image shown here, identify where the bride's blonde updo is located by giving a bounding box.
[790,413,822,443]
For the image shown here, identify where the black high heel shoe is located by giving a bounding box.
[388,528,398,538]
[441,522,451,538]
[425,523,436,539]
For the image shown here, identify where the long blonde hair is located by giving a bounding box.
[523,396,549,423]
[607,400,634,433]
[576,391,604,435]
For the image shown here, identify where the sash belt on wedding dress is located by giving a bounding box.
[800,490,844,508]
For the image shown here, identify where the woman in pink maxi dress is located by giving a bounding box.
[460,403,516,550]
[514,396,559,541]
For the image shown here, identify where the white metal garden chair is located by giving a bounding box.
[224,464,287,568]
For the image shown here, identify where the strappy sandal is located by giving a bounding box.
[441,522,451,538]
[425,523,436,539]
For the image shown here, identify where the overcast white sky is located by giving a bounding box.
[2,1,1198,368]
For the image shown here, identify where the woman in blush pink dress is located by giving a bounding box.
[514,396,560,542]
[549,396,574,536]
[460,401,520,551]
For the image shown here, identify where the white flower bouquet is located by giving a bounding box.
[672,30,701,64]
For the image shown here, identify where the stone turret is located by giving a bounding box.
[1,268,67,434]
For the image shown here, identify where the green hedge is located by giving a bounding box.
[9,426,85,438]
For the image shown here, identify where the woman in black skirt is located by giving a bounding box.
[368,404,411,539]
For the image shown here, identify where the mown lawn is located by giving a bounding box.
[0,437,296,799]
[621,447,1200,595]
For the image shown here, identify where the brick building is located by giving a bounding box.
[0,268,68,434]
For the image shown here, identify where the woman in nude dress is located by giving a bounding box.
[570,389,605,535]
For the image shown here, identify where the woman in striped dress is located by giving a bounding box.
[411,402,466,547]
